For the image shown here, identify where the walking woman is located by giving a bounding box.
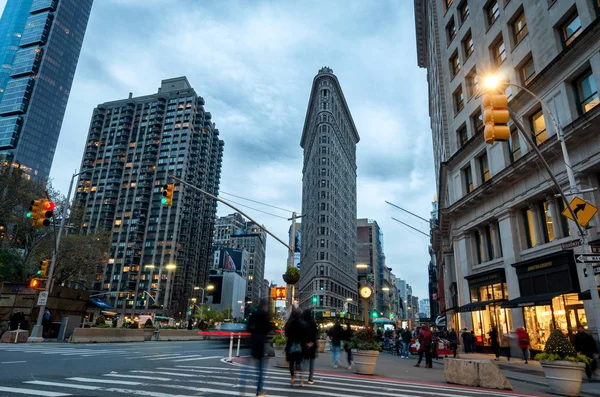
[490,326,500,361]
[516,327,530,364]
[285,309,306,387]
[302,309,318,385]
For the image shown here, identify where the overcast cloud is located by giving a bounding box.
[0,0,435,299]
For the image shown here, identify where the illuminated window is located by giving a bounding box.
[531,109,547,145]
[479,153,490,182]
[523,208,537,248]
[575,69,599,114]
[561,12,581,47]
[540,201,555,243]
[114,220,121,226]
[486,1,499,25]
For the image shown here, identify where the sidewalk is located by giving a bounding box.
[308,350,600,396]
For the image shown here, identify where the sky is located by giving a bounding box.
[0,0,435,299]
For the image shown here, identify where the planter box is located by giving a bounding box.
[70,328,144,343]
[353,350,379,375]
[273,346,289,368]
[143,328,154,341]
[540,360,586,397]
[317,339,326,353]
[156,329,204,341]
[1,330,28,343]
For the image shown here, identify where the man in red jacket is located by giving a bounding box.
[414,324,433,368]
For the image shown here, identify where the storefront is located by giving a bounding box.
[502,251,586,352]
[458,269,511,348]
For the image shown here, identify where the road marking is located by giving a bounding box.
[66,377,141,385]
[131,370,197,377]
[1,360,26,364]
[24,381,101,390]
[104,388,187,397]
[133,353,185,359]
[171,355,221,362]
[103,373,172,381]
[0,386,71,396]
[148,354,204,361]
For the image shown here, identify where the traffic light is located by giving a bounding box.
[34,199,54,227]
[312,295,318,304]
[28,199,42,223]
[161,184,174,206]
[483,94,510,144]
[29,278,41,289]
[372,310,378,318]
[39,260,50,278]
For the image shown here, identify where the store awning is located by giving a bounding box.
[501,292,564,308]
[456,299,504,313]
[578,289,600,301]
[89,298,113,309]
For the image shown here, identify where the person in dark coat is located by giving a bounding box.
[327,320,344,368]
[461,328,471,353]
[414,324,433,368]
[490,326,500,360]
[247,298,270,396]
[573,325,599,380]
[447,328,458,358]
[302,310,318,385]
[285,309,306,387]
[343,324,354,369]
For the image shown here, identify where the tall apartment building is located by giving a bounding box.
[298,67,360,316]
[0,0,93,178]
[416,0,600,347]
[213,213,267,305]
[357,218,387,314]
[75,77,224,318]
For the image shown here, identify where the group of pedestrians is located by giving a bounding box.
[284,309,319,387]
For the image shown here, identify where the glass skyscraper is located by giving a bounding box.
[0,0,93,179]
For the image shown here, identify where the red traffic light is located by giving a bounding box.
[44,201,55,211]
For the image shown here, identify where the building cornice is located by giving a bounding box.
[414,0,428,69]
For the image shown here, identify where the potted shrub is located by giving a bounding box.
[535,329,591,397]
[142,319,154,341]
[348,327,381,375]
[271,334,288,368]
[282,266,300,285]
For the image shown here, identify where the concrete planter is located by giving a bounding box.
[143,328,154,341]
[317,339,326,353]
[540,360,586,397]
[273,346,289,368]
[156,329,204,341]
[353,350,379,375]
[70,328,144,343]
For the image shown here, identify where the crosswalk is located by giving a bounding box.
[0,361,544,396]
[0,345,220,363]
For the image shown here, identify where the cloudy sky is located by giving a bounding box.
[1,0,435,299]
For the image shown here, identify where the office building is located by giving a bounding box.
[208,271,246,320]
[416,0,600,347]
[357,218,386,314]
[0,0,93,178]
[75,77,224,318]
[298,67,360,316]
[419,298,431,319]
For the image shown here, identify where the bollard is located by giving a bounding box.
[227,332,234,362]
[236,332,241,357]
[14,324,20,344]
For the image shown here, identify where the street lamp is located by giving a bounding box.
[197,284,214,321]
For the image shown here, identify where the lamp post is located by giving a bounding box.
[163,263,176,315]
[197,285,214,321]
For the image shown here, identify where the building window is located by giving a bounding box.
[561,12,581,47]
[463,31,474,59]
[458,0,470,23]
[479,153,490,182]
[445,0,453,10]
[447,18,457,44]
[458,126,468,147]
[466,69,478,98]
[453,86,464,114]
[531,109,547,145]
[540,201,555,243]
[512,10,528,44]
[486,1,500,26]
[474,230,484,264]
[523,208,537,248]
[464,165,474,193]
[472,109,484,134]
[575,69,599,114]
[557,200,571,237]
[491,37,506,67]
[520,57,536,85]
[485,224,495,259]
[450,52,460,77]
[509,128,522,162]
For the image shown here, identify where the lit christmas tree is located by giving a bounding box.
[543,329,576,359]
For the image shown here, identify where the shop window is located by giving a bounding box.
[574,69,599,114]
[486,0,500,26]
[464,165,474,193]
[463,31,474,59]
[479,153,490,182]
[560,12,581,47]
[523,208,537,248]
[531,109,547,145]
[540,201,555,243]
[509,128,522,163]
[458,0,469,24]
[512,9,528,44]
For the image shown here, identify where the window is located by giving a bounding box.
[449,52,460,77]
[557,200,571,237]
[479,153,490,182]
[512,10,528,44]
[466,69,478,98]
[458,126,468,147]
[509,128,522,162]
[445,0,453,9]
[464,165,474,193]
[458,0,470,23]
[485,224,495,259]
[463,31,474,59]
[523,208,537,248]
[474,230,484,264]
[561,12,581,47]
[486,1,500,26]
[520,57,535,85]
[447,18,457,44]
[472,109,484,134]
[531,109,547,145]
[491,38,506,66]
[575,70,599,114]
[453,86,464,114]
[540,201,555,243]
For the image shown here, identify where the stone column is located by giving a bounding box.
[454,232,473,330]
[528,201,545,247]
[497,210,524,329]
[490,221,502,259]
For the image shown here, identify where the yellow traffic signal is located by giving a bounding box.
[39,260,50,278]
[483,94,510,144]
[34,199,54,227]
[29,278,41,289]
[28,199,42,225]
[161,184,174,206]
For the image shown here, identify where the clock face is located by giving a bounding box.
[360,285,372,299]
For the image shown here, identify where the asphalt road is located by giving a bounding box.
[0,341,544,396]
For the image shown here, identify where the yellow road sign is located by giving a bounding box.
[562,196,599,227]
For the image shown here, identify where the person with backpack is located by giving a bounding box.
[414,324,433,368]
[285,309,306,387]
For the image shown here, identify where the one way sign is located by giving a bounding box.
[576,254,600,263]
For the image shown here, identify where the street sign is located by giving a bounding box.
[562,196,598,227]
[37,291,48,306]
[561,240,583,250]
[576,254,600,263]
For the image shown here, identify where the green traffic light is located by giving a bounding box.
[36,270,41,275]
[161,197,168,204]
[26,212,32,218]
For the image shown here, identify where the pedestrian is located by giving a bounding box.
[301,309,318,385]
[285,309,306,387]
[327,320,343,368]
[516,327,530,364]
[343,323,354,369]
[447,328,457,358]
[490,326,500,361]
[187,317,193,330]
[573,325,598,380]
[401,327,412,358]
[461,328,471,353]
[414,324,433,368]
[247,298,270,396]
[470,329,477,353]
